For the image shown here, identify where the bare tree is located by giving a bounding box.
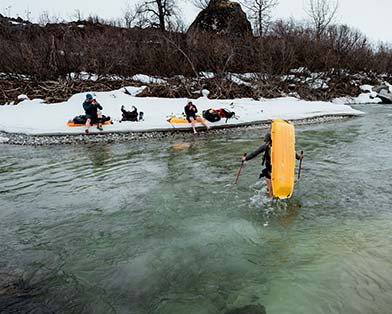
[73,9,84,22]
[24,6,31,21]
[134,0,179,32]
[38,11,51,26]
[240,0,278,36]
[167,14,187,32]
[123,1,138,28]
[4,5,12,17]
[191,0,211,10]
[305,0,338,40]
[38,11,63,26]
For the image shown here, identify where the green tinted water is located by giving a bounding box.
[1,104,391,314]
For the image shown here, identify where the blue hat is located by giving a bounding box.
[86,93,93,99]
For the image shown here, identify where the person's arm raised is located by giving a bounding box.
[245,144,266,161]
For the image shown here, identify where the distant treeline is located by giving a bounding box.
[0,15,391,80]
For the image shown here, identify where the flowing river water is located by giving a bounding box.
[0,104,391,314]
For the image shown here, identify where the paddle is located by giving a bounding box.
[297,150,304,180]
[235,153,247,184]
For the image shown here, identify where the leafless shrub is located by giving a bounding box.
[1,12,392,100]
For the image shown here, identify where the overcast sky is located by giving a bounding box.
[1,0,391,44]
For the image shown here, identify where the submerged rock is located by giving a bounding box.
[0,272,53,314]
[225,304,267,314]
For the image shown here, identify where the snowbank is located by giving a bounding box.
[0,135,9,143]
[130,74,167,84]
[0,87,364,136]
[332,84,382,104]
[333,93,381,105]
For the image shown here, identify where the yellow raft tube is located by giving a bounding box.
[271,120,296,199]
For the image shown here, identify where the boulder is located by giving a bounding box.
[372,84,392,103]
[187,0,252,38]
[377,89,392,104]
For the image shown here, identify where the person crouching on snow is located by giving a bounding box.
[83,93,103,134]
[184,101,210,134]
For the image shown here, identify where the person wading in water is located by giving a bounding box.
[242,132,304,198]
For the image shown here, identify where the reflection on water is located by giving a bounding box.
[1,104,392,314]
[84,144,113,168]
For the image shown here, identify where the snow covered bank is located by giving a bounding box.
[332,85,382,104]
[333,93,381,105]
[0,87,363,136]
[0,135,9,143]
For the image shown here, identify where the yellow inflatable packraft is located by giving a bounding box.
[271,120,296,199]
[67,119,112,127]
[166,114,205,124]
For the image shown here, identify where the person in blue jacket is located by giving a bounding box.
[83,93,103,134]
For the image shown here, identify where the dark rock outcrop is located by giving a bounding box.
[187,0,252,38]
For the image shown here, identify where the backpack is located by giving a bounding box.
[122,110,138,121]
[73,115,87,124]
[72,114,111,124]
[218,108,236,122]
[202,109,221,122]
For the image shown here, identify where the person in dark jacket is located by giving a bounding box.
[242,132,304,198]
[83,93,103,134]
[184,101,210,134]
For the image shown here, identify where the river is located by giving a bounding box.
[0,104,391,314]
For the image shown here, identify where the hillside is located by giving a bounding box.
[0,13,391,105]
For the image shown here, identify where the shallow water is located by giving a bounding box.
[1,104,391,314]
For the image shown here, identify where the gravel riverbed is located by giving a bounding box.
[0,115,352,146]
